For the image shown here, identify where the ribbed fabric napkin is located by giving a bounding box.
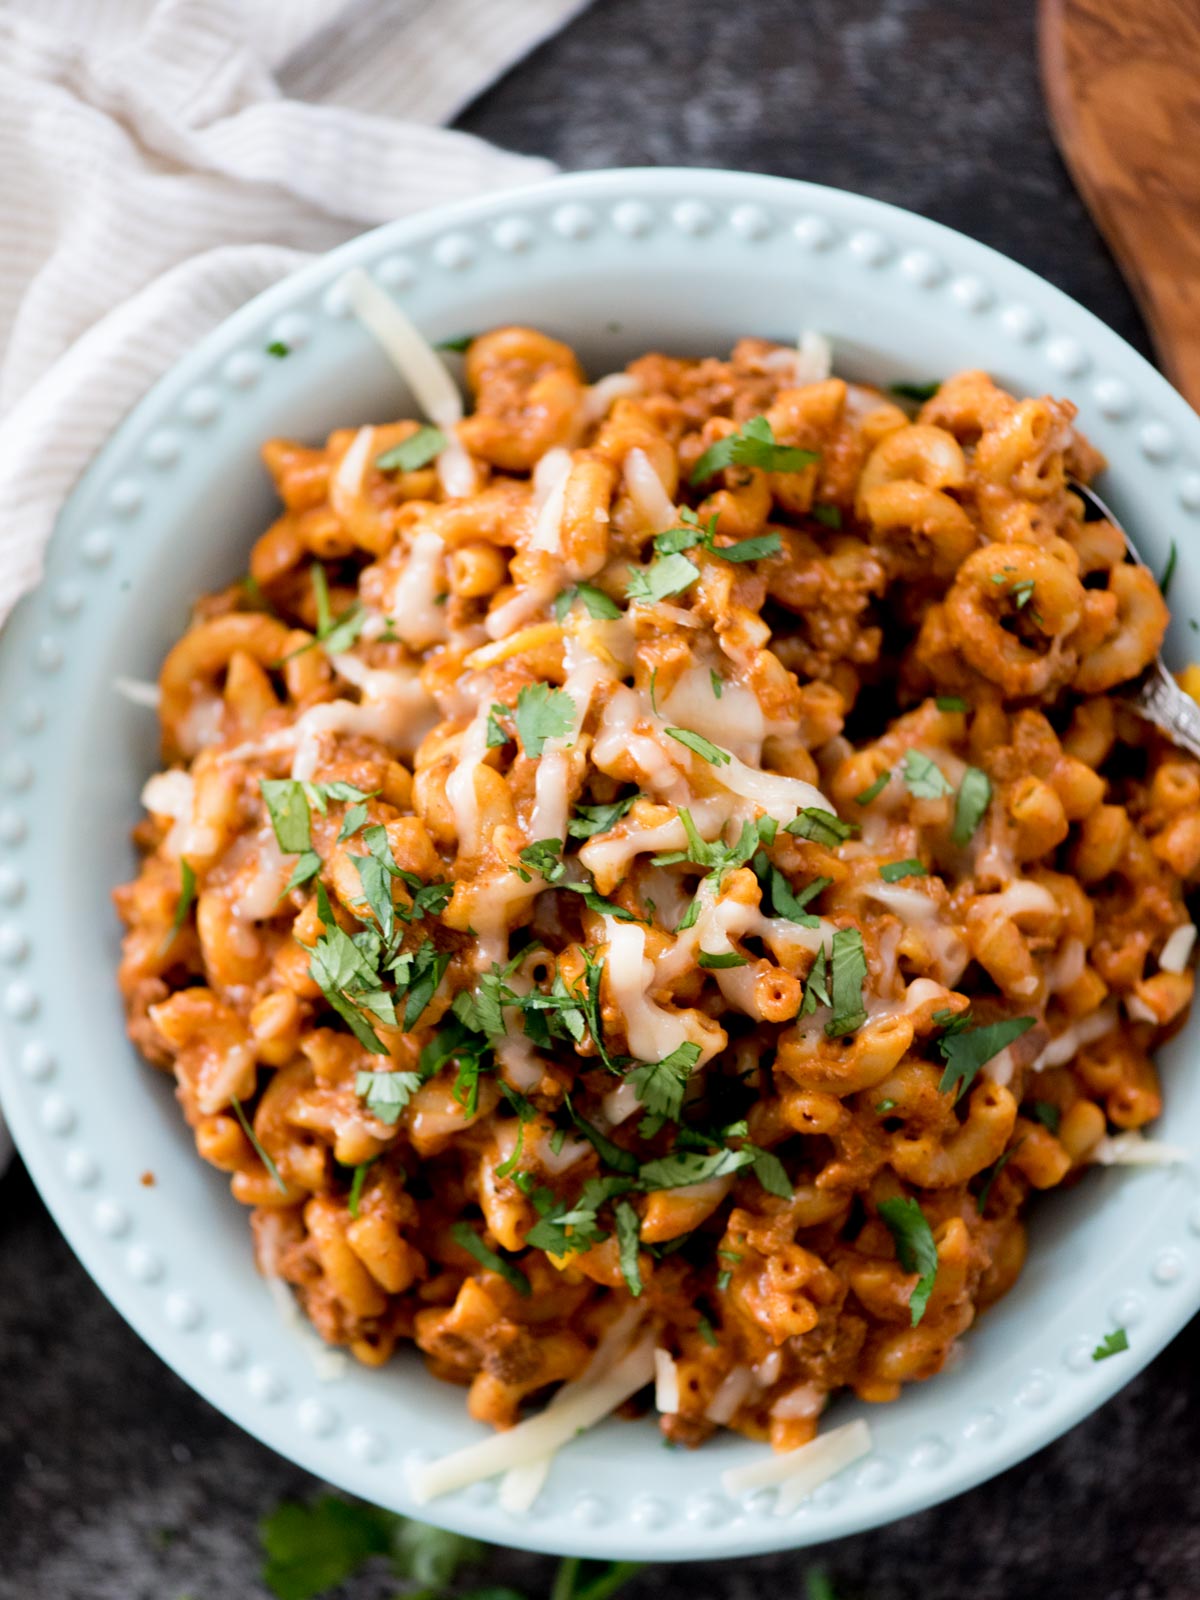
[0,0,589,1174]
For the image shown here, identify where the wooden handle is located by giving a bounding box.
[1039,0,1200,410]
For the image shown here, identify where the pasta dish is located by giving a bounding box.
[115,298,1197,1505]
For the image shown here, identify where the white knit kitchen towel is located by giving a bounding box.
[0,0,589,1173]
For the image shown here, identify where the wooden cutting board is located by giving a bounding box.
[1039,0,1200,410]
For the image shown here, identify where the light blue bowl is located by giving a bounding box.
[2,168,1198,1561]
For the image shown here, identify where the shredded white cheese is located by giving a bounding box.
[722,1418,872,1516]
[1090,1132,1191,1167]
[1159,923,1197,974]
[409,1334,656,1505]
[654,1348,680,1415]
[339,267,463,428]
[115,676,161,708]
[623,447,677,533]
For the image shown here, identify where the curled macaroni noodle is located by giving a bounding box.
[116,332,1196,1459]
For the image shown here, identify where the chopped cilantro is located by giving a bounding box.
[626,551,701,605]
[855,771,891,806]
[878,1195,938,1324]
[785,807,858,846]
[936,695,970,713]
[390,940,451,1030]
[901,749,954,800]
[629,1041,700,1123]
[259,1495,396,1600]
[374,425,447,473]
[485,704,511,748]
[800,945,830,1015]
[307,561,366,656]
[558,880,643,922]
[697,1314,719,1347]
[876,1098,897,1113]
[265,340,290,359]
[879,858,926,882]
[889,380,940,402]
[812,503,842,529]
[553,582,622,621]
[347,1160,374,1219]
[513,683,575,758]
[1162,541,1178,598]
[230,1095,288,1195]
[976,1141,1023,1213]
[938,1015,1036,1099]
[710,668,724,699]
[952,766,992,845]
[691,415,820,484]
[615,1201,643,1296]
[1010,578,1036,609]
[162,859,197,952]
[355,1068,423,1124]
[698,949,749,969]
[1026,1099,1061,1135]
[1092,1328,1129,1361]
[825,927,868,1038]
[513,837,566,883]
[450,1221,531,1297]
[260,778,313,855]
[567,793,639,839]
[664,726,730,765]
[639,1145,754,1190]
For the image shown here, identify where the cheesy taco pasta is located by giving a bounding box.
[116,323,1197,1483]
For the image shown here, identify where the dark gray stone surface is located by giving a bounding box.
[2,0,1195,1595]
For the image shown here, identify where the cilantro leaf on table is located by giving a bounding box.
[260,1495,396,1600]
[937,1015,1036,1100]
[878,1195,938,1324]
[374,425,447,473]
[691,415,820,484]
[393,1521,483,1587]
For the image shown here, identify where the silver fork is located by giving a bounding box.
[1069,477,1200,760]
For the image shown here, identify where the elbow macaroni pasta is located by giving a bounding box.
[115,332,1196,1453]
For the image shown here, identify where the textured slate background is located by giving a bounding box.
[2,0,1196,1595]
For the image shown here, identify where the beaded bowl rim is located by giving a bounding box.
[2,166,1199,1561]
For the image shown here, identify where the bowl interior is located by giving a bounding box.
[4,169,1200,1559]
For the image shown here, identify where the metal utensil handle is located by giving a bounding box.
[1123,659,1200,761]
